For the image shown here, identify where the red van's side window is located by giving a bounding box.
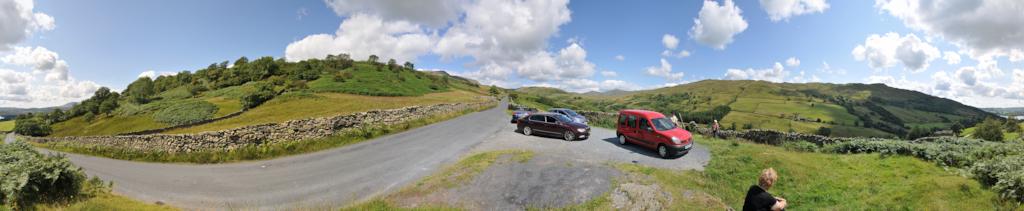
[627,115,637,128]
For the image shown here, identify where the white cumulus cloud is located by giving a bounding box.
[942,51,961,65]
[724,62,789,82]
[0,0,55,50]
[662,34,679,49]
[690,0,748,50]
[876,0,1024,57]
[323,0,465,28]
[284,13,434,64]
[785,57,800,67]
[851,32,939,72]
[759,0,830,22]
[646,58,684,81]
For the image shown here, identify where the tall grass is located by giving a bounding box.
[614,136,1015,210]
[36,104,493,164]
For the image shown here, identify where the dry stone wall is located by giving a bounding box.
[30,100,496,153]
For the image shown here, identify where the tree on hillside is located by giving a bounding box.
[234,56,249,67]
[974,118,1005,142]
[403,61,414,70]
[906,126,930,140]
[14,118,51,137]
[125,77,156,104]
[387,59,398,71]
[950,122,963,136]
[368,55,379,63]
[1005,116,1021,133]
[489,85,500,95]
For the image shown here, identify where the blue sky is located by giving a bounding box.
[2,0,1023,108]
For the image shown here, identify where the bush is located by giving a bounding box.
[13,118,51,137]
[815,127,831,137]
[974,118,1005,142]
[240,82,277,109]
[1,141,86,208]
[783,141,819,152]
[971,156,1024,201]
[152,99,218,126]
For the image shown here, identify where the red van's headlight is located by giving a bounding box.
[671,136,681,145]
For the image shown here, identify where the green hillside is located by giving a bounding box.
[511,80,996,138]
[22,55,486,137]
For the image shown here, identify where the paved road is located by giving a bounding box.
[32,99,510,210]
[4,132,14,144]
[16,97,712,210]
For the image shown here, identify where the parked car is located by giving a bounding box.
[511,109,533,123]
[615,110,693,159]
[517,112,591,141]
[549,108,588,124]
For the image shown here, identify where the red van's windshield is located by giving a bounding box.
[651,118,677,131]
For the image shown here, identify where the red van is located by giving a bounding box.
[615,110,693,159]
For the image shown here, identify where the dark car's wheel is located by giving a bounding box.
[658,145,670,159]
[523,126,533,136]
[563,131,574,141]
[617,134,628,145]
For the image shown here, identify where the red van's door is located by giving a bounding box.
[637,118,657,148]
[622,114,640,143]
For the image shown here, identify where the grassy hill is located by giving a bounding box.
[511,80,996,138]
[0,120,14,132]
[41,56,487,137]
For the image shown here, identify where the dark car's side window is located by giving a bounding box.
[529,115,544,122]
[627,115,637,128]
[545,116,557,123]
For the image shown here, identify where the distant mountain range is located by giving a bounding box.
[982,107,1024,117]
[0,103,76,120]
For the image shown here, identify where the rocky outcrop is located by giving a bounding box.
[30,101,496,153]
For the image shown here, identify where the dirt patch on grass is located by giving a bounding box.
[388,153,620,210]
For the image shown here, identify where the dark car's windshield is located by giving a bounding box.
[561,110,579,116]
[651,118,677,131]
[553,114,573,123]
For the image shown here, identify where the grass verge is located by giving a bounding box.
[342,150,534,211]
[611,136,1015,210]
[33,103,493,164]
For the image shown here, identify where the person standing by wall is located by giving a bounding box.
[712,119,721,138]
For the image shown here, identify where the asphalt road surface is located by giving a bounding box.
[14,98,711,210]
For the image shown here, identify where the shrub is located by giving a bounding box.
[815,127,831,137]
[974,118,1005,142]
[152,99,218,126]
[13,118,51,137]
[971,156,1024,201]
[240,82,277,109]
[783,141,819,152]
[0,141,86,208]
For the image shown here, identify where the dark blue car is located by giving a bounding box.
[511,109,533,123]
[549,108,587,124]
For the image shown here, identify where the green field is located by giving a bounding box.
[45,65,486,137]
[166,90,488,134]
[962,122,1024,142]
[344,135,1008,210]
[307,63,448,96]
[0,120,14,132]
[615,136,1011,210]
